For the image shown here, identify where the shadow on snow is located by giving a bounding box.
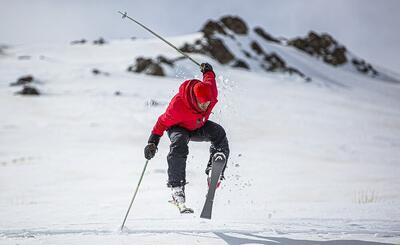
[215,232,395,245]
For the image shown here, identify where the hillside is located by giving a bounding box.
[0,18,400,244]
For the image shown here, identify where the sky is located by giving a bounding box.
[1,0,400,73]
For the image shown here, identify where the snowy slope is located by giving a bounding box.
[0,35,400,244]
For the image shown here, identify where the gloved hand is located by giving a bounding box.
[144,134,160,160]
[200,63,213,74]
[144,143,157,160]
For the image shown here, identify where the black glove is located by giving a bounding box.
[144,143,157,160]
[200,63,213,74]
[144,134,161,160]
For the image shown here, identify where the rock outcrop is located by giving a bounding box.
[178,15,309,79]
[127,56,180,77]
[93,37,107,45]
[16,85,40,96]
[351,59,378,76]
[288,32,347,66]
[128,15,388,82]
[70,39,87,45]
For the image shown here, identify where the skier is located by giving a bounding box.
[144,63,229,212]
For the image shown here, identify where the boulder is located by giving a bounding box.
[180,41,207,54]
[10,75,34,86]
[128,57,152,73]
[352,59,379,76]
[205,38,235,64]
[264,53,286,71]
[70,39,87,45]
[127,57,165,76]
[157,55,175,66]
[254,27,280,43]
[92,68,110,76]
[323,47,347,66]
[181,38,234,64]
[288,31,347,66]
[201,20,226,37]
[16,85,40,96]
[232,59,250,70]
[93,37,106,45]
[250,41,264,55]
[242,50,252,58]
[220,16,248,35]
[145,63,164,76]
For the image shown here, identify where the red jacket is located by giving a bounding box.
[152,71,218,136]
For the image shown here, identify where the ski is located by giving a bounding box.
[168,200,194,214]
[200,152,226,219]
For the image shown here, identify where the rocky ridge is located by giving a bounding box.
[126,15,395,83]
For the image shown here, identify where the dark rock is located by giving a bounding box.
[157,55,174,66]
[323,47,347,66]
[264,53,286,71]
[181,38,235,64]
[128,57,153,73]
[70,39,87,45]
[205,38,235,64]
[254,27,280,43]
[286,67,311,81]
[114,91,122,96]
[16,85,40,96]
[92,68,110,76]
[288,31,347,66]
[250,41,264,55]
[220,16,248,35]
[232,59,250,70]
[145,63,164,76]
[93,37,106,45]
[10,75,34,86]
[92,69,101,75]
[127,57,165,76]
[135,16,309,81]
[248,41,308,78]
[201,20,227,37]
[352,59,379,76]
[180,42,207,54]
[242,50,252,58]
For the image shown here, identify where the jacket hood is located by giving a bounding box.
[178,79,203,113]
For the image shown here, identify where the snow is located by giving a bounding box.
[1,34,400,244]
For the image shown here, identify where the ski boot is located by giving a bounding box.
[169,186,193,214]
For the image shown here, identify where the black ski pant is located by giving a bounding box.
[166,120,229,187]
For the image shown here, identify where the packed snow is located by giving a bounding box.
[0,34,400,244]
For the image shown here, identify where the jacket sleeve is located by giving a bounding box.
[151,99,182,136]
[202,71,218,99]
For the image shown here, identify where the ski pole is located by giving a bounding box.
[118,11,201,67]
[120,159,150,231]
